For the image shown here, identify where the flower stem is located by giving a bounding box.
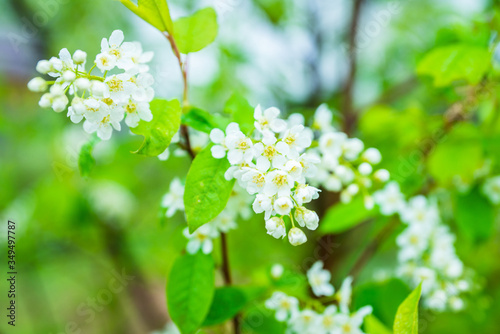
[220,233,241,334]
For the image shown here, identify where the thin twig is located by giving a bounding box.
[164,31,239,334]
[221,233,241,334]
[348,218,399,281]
[164,32,194,159]
[342,0,365,135]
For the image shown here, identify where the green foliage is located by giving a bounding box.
[365,315,392,334]
[184,145,235,233]
[181,107,230,134]
[417,44,491,87]
[454,186,494,243]
[224,93,255,134]
[241,305,287,334]
[120,0,173,33]
[427,123,484,186]
[319,196,374,234]
[78,135,99,177]
[131,99,181,156]
[393,283,422,334]
[173,8,218,54]
[354,278,411,327]
[203,287,249,326]
[167,252,215,334]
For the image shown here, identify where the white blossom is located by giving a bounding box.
[265,217,286,239]
[161,178,185,217]
[373,181,405,215]
[183,224,219,255]
[265,291,299,322]
[254,105,287,133]
[307,261,334,297]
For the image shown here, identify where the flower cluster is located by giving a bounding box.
[161,178,252,254]
[266,261,372,334]
[305,105,390,210]
[373,183,472,311]
[27,30,155,140]
[482,175,500,204]
[209,106,321,246]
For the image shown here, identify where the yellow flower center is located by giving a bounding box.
[237,139,249,150]
[253,174,265,186]
[264,145,277,158]
[107,78,123,92]
[102,98,114,106]
[126,102,137,113]
[273,174,288,187]
[284,134,296,145]
[109,48,121,59]
[100,115,110,124]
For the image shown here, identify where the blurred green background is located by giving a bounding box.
[1,0,500,333]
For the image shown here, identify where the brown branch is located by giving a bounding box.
[221,233,241,334]
[163,33,194,160]
[348,217,400,281]
[164,31,239,333]
[342,0,366,135]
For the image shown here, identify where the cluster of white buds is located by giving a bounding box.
[303,105,390,210]
[266,261,372,334]
[373,183,472,312]
[482,175,500,204]
[27,30,155,140]
[209,106,321,246]
[161,178,252,255]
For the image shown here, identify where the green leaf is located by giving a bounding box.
[120,0,174,33]
[184,145,235,233]
[203,287,247,326]
[354,278,411,327]
[427,123,484,186]
[167,252,215,334]
[78,135,99,177]
[365,315,392,334]
[416,44,490,87]
[454,186,494,243]
[319,196,374,234]
[393,283,422,334]
[224,93,254,134]
[173,8,218,54]
[131,99,181,156]
[181,107,230,134]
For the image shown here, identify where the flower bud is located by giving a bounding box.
[90,80,109,98]
[273,197,293,215]
[374,169,390,182]
[73,50,87,64]
[358,162,373,175]
[288,227,307,246]
[36,60,52,74]
[270,264,284,279]
[265,217,286,239]
[346,184,359,196]
[340,190,352,204]
[364,196,374,210]
[71,97,86,114]
[27,77,48,92]
[363,148,382,164]
[294,207,319,230]
[39,93,53,108]
[62,70,76,82]
[52,95,69,113]
[50,84,65,96]
[75,78,91,90]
